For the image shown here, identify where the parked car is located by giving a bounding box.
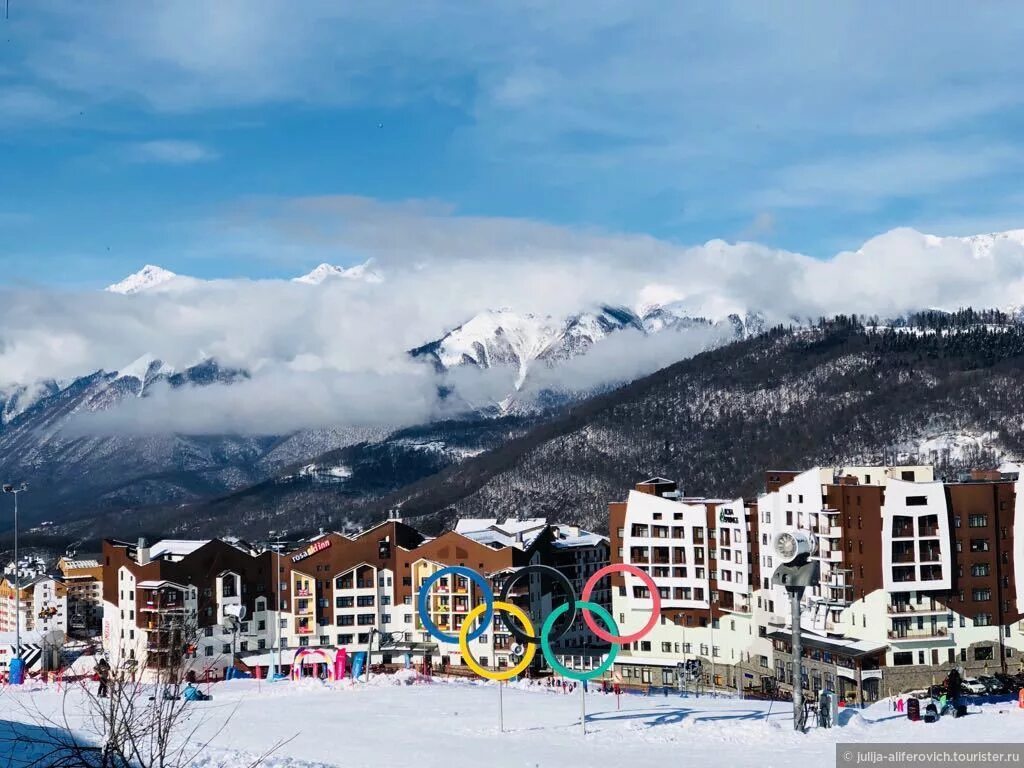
[961,678,987,695]
[977,675,1005,695]
[993,673,1020,693]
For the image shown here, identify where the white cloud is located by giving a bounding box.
[127,140,218,165]
[3,199,1024,435]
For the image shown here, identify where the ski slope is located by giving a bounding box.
[2,674,1023,768]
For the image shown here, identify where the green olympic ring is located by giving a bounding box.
[540,600,619,681]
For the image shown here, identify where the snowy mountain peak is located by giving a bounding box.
[293,260,383,285]
[106,265,178,294]
[957,229,1024,259]
[115,354,174,393]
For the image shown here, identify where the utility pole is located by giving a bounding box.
[3,484,27,685]
[269,534,285,677]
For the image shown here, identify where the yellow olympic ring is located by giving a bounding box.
[458,600,536,681]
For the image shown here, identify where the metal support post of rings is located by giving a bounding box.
[416,561,660,681]
[497,564,577,645]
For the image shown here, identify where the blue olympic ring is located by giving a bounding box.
[417,565,494,644]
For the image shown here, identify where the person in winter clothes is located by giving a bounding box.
[95,658,111,698]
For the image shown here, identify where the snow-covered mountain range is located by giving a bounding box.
[7,226,1024,534]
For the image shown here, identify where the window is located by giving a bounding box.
[893,652,913,666]
[971,564,990,577]
[205,646,213,657]
[223,644,231,654]
[357,614,376,626]
[640,641,651,652]
[337,634,353,644]
[662,642,672,653]
[905,496,928,506]
[970,539,990,552]
[356,595,375,607]
[337,615,354,626]
[974,614,992,627]
[974,646,994,661]
[969,515,988,528]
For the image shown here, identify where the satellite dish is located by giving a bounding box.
[511,644,525,657]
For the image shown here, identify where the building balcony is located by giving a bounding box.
[888,627,952,643]
[814,549,842,563]
[295,589,312,597]
[887,603,948,616]
[721,603,751,615]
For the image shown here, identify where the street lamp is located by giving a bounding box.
[268,534,286,678]
[3,483,27,685]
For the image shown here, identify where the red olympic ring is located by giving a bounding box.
[581,563,661,644]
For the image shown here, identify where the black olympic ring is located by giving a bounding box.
[497,564,577,646]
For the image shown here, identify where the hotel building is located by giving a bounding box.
[101,518,610,679]
[609,465,1024,700]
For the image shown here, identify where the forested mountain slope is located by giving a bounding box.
[365,313,1024,533]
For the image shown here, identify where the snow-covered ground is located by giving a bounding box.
[2,674,1023,768]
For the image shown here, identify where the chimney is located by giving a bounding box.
[136,537,150,566]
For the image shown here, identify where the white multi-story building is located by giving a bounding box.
[611,465,1024,701]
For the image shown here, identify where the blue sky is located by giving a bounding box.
[3,1,1024,287]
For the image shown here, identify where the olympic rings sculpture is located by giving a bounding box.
[415,562,662,682]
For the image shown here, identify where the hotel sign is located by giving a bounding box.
[292,539,332,562]
[718,509,739,524]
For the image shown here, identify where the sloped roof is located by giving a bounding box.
[150,540,210,559]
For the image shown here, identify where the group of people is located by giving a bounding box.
[94,657,210,702]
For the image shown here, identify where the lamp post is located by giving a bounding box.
[269,534,285,677]
[2,483,27,685]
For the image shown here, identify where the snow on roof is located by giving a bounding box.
[552,531,607,549]
[137,579,188,589]
[61,559,100,570]
[0,629,64,645]
[454,519,498,533]
[455,518,549,550]
[150,540,210,559]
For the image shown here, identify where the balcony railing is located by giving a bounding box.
[887,602,947,616]
[888,627,950,641]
